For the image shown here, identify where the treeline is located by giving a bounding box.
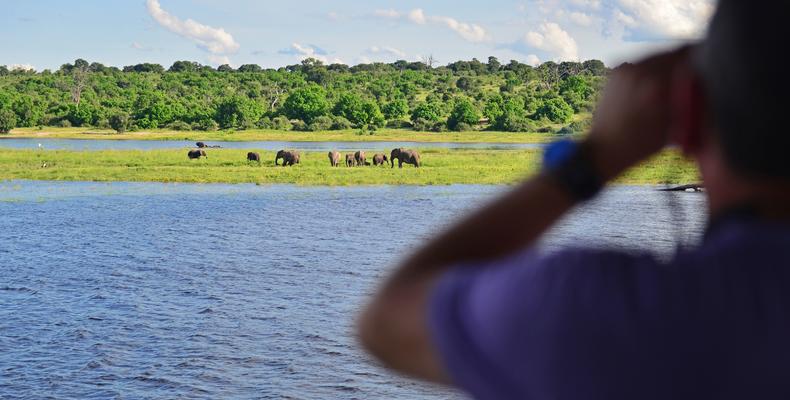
[0,57,608,134]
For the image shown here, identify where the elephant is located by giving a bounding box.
[354,151,367,167]
[390,148,420,168]
[188,149,207,159]
[345,153,357,167]
[275,150,301,166]
[328,151,341,167]
[247,152,261,163]
[372,153,389,166]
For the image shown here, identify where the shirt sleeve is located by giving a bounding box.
[428,248,658,399]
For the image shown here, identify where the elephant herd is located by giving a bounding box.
[187,143,420,168]
[329,149,421,168]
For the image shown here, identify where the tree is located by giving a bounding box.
[410,101,442,123]
[169,61,202,72]
[0,65,8,76]
[582,59,607,76]
[456,76,473,91]
[0,108,16,133]
[238,64,262,73]
[217,64,235,72]
[215,96,264,129]
[332,93,384,127]
[447,99,481,131]
[109,112,130,133]
[487,56,501,73]
[123,63,165,73]
[382,99,408,120]
[282,85,330,124]
[533,96,574,123]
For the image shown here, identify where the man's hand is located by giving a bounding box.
[587,46,692,181]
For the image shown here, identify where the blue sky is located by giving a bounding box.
[1,0,714,71]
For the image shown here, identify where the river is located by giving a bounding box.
[0,138,544,151]
[0,181,707,399]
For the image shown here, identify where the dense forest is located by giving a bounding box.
[0,57,608,135]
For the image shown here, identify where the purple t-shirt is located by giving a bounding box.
[429,218,790,399]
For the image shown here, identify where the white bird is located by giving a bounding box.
[38,143,42,149]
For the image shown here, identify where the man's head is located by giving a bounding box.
[690,0,790,180]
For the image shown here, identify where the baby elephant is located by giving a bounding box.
[188,149,207,159]
[372,153,389,166]
[345,153,357,167]
[328,151,341,167]
[275,150,301,166]
[247,152,261,163]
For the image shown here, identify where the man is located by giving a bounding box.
[358,1,790,398]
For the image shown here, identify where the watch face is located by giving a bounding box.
[543,139,577,170]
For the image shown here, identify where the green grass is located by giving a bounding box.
[0,148,699,186]
[4,127,568,143]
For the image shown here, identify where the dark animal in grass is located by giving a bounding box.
[247,152,261,163]
[188,149,207,159]
[345,153,356,167]
[390,148,420,168]
[275,150,301,166]
[372,153,389,166]
[328,151,341,167]
[354,151,367,167]
[196,142,221,148]
[196,142,206,148]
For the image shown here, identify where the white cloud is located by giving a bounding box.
[614,9,638,28]
[616,0,714,39]
[373,9,401,18]
[569,12,593,27]
[367,46,407,58]
[571,0,601,9]
[280,43,343,64]
[525,54,541,66]
[374,8,488,43]
[524,22,578,61]
[146,0,239,63]
[9,64,36,72]
[207,55,231,66]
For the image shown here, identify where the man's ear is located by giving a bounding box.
[669,60,707,156]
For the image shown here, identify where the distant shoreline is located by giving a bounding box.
[3,127,567,144]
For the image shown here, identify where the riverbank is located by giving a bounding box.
[0,148,697,186]
[4,127,566,144]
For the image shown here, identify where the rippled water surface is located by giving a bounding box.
[0,138,544,151]
[0,182,707,399]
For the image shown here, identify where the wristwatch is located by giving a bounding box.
[542,139,604,201]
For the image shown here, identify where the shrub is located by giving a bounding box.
[308,115,333,131]
[192,118,219,131]
[57,119,72,128]
[109,113,130,133]
[271,116,292,131]
[386,119,412,129]
[330,116,352,130]
[454,122,474,132]
[256,116,273,129]
[413,118,443,132]
[166,120,191,131]
[0,108,16,133]
[291,119,308,131]
[556,126,574,135]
